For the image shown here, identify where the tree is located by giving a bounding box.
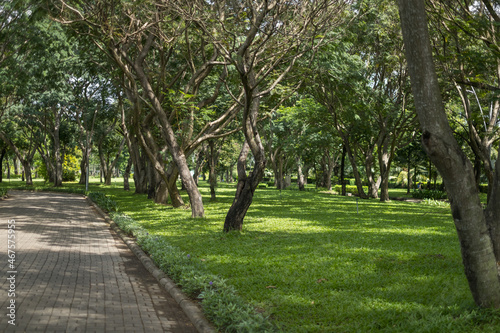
[426,0,500,202]
[187,0,351,231]
[51,0,244,217]
[398,0,500,308]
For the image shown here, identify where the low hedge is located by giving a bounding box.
[87,191,118,212]
[334,184,369,195]
[412,189,447,200]
[112,213,274,332]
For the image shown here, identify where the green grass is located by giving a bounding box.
[2,178,500,332]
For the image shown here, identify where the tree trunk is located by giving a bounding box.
[208,140,218,201]
[399,0,500,308]
[365,148,380,198]
[296,157,305,191]
[147,159,155,200]
[407,148,412,194]
[132,140,148,194]
[13,158,18,175]
[224,68,267,231]
[276,154,284,190]
[344,139,368,198]
[340,145,347,196]
[22,160,33,186]
[165,165,184,207]
[193,148,205,186]
[154,178,169,204]
[6,157,10,179]
[147,160,168,205]
[53,112,63,187]
[225,141,267,232]
[303,164,311,186]
[123,157,132,191]
[133,59,204,218]
[378,145,391,202]
[79,153,87,185]
[0,148,5,182]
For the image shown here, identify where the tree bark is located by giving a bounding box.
[13,157,18,175]
[340,145,347,196]
[344,138,368,198]
[208,140,218,201]
[378,144,391,202]
[224,68,267,231]
[193,148,206,186]
[296,157,305,191]
[0,131,36,186]
[364,147,380,198]
[0,148,5,182]
[399,0,500,308]
[123,157,132,191]
[224,141,262,232]
[165,164,184,207]
[133,57,204,218]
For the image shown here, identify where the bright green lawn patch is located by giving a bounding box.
[2,179,500,331]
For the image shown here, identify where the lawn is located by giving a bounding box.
[2,178,500,332]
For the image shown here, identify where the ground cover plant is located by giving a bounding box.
[2,179,500,331]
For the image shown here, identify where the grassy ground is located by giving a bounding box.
[2,178,500,332]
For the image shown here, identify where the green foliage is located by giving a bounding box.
[112,212,274,333]
[87,191,117,212]
[421,198,449,207]
[63,154,79,181]
[479,184,488,194]
[0,188,8,197]
[412,189,448,200]
[334,184,369,195]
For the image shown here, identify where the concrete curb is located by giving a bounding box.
[86,197,216,333]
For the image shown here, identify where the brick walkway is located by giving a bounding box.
[0,191,197,333]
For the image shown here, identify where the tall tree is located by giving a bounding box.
[51,0,242,217]
[426,0,500,202]
[398,0,500,308]
[185,0,351,231]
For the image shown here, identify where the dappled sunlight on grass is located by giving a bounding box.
[3,179,497,331]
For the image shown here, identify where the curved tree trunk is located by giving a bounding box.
[224,140,266,232]
[224,67,267,231]
[399,0,500,308]
[165,164,184,207]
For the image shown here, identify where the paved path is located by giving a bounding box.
[0,191,198,333]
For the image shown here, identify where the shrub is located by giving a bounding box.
[87,191,118,212]
[412,189,447,200]
[63,154,80,181]
[334,184,369,195]
[0,188,8,197]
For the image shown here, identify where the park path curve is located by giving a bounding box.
[0,191,197,333]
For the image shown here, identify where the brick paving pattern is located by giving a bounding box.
[0,191,197,333]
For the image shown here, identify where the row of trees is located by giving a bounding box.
[1,0,500,308]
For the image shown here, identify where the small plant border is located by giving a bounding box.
[86,192,275,332]
[110,212,275,332]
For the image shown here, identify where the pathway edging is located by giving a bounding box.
[86,197,216,333]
